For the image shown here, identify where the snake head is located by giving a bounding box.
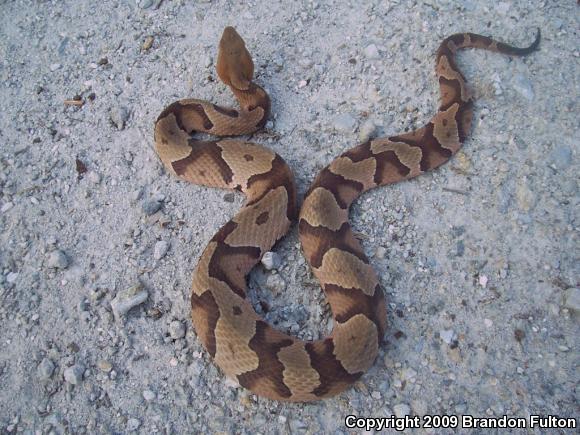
[216,26,254,91]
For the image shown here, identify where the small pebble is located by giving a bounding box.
[549,146,572,170]
[63,364,85,385]
[38,358,55,380]
[261,251,281,270]
[265,273,286,294]
[142,199,163,215]
[143,390,156,401]
[393,403,411,417]
[333,113,357,133]
[563,288,580,314]
[375,246,387,259]
[109,106,129,130]
[96,360,112,373]
[484,318,493,328]
[154,240,169,260]
[440,329,455,345]
[1,202,13,213]
[479,275,488,288]
[139,0,154,8]
[127,418,141,431]
[6,272,18,284]
[169,320,186,339]
[47,250,69,269]
[358,119,376,142]
[511,74,534,101]
[363,43,380,59]
[110,284,148,321]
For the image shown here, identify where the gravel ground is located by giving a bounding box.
[0,0,578,433]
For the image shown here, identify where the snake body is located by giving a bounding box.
[154,27,540,401]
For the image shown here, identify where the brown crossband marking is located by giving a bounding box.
[191,290,220,357]
[154,26,539,401]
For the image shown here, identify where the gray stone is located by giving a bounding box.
[139,0,154,9]
[142,199,163,215]
[375,246,387,259]
[169,320,186,339]
[38,358,55,380]
[110,106,129,130]
[563,288,580,314]
[393,403,411,417]
[153,240,169,260]
[261,251,281,270]
[127,418,141,431]
[110,284,148,321]
[63,364,85,385]
[47,250,69,269]
[549,146,572,170]
[363,43,380,59]
[333,113,357,133]
[512,74,534,101]
[6,272,18,284]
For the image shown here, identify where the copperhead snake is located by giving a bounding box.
[154,26,540,401]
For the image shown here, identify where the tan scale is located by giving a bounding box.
[224,187,291,252]
[300,187,348,231]
[436,55,472,102]
[218,139,276,188]
[370,139,424,177]
[329,156,377,191]
[313,248,378,297]
[332,314,379,374]
[432,103,461,152]
[277,343,321,399]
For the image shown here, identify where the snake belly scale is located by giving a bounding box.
[154,26,540,401]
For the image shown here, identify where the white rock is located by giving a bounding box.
[358,119,376,142]
[363,43,380,59]
[143,390,156,401]
[6,272,18,284]
[154,240,169,260]
[333,113,357,133]
[110,106,129,130]
[440,329,455,344]
[478,275,488,288]
[169,320,186,339]
[47,250,69,269]
[484,318,493,328]
[563,288,580,314]
[261,251,281,270]
[63,364,85,384]
[393,403,411,417]
[110,284,148,321]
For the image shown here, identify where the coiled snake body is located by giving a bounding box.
[154,27,539,401]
